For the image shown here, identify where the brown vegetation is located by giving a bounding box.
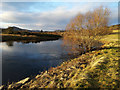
[63,6,112,54]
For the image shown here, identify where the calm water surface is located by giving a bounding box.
[1,39,72,85]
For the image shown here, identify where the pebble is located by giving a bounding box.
[35,75,41,79]
[16,77,30,84]
[0,85,5,90]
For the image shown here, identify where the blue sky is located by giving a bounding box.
[0,2,118,31]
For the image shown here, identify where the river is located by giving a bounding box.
[0,39,73,85]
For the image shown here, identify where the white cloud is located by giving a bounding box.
[0,2,118,30]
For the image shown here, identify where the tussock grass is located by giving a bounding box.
[100,30,119,42]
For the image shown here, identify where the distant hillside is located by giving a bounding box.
[0,26,62,42]
[0,24,119,35]
[0,26,42,35]
[109,24,120,30]
[8,26,26,31]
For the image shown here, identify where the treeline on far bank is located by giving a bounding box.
[0,27,62,42]
[0,27,62,37]
[1,35,61,42]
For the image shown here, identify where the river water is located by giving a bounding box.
[0,39,72,85]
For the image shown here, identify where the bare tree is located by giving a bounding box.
[63,6,111,54]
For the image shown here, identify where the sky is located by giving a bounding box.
[0,2,119,31]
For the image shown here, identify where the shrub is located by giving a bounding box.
[63,6,111,54]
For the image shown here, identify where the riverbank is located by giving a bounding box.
[0,34,61,42]
[1,30,119,89]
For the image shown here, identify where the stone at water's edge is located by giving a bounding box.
[16,77,30,84]
[8,83,22,89]
[7,77,30,89]
[0,85,4,90]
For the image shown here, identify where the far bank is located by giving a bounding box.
[0,33,61,42]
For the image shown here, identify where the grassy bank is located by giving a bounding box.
[1,34,61,42]
[1,30,119,89]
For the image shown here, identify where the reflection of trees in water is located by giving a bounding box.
[6,40,41,46]
[18,40,41,44]
[6,41,14,46]
[16,39,56,44]
[5,39,57,46]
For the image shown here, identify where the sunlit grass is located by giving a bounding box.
[100,30,119,42]
[113,29,119,33]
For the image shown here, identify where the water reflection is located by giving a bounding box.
[15,40,42,44]
[5,40,43,47]
[6,41,14,46]
[1,39,72,85]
